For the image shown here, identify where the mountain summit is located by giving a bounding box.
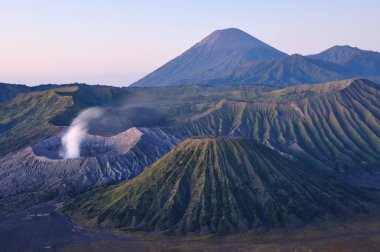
[308,45,363,64]
[195,28,284,52]
[131,29,380,87]
[131,28,287,87]
[309,45,380,76]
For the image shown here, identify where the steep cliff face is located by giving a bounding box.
[0,127,182,198]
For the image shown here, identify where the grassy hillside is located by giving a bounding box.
[0,84,133,156]
[1,78,379,171]
[177,79,380,173]
[0,82,81,104]
[0,83,275,156]
[0,87,77,156]
[66,137,368,234]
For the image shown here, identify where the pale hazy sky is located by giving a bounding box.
[0,0,379,86]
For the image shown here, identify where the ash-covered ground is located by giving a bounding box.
[0,203,123,252]
[0,127,182,215]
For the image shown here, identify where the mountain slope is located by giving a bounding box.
[309,45,380,66]
[66,137,367,234]
[0,87,77,156]
[309,45,365,64]
[309,45,380,82]
[0,82,85,104]
[176,79,380,173]
[0,127,180,200]
[0,83,277,157]
[222,54,345,86]
[131,28,380,86]
[0,83,33,104]
[131,28,287,87]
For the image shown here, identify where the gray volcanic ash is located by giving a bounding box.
[0,127,182,199]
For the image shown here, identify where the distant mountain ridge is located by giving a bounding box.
[309,45,375,64]
[132,29,380,87]
[0,82,87,104]
[221,54,345,86]
[309,45,380,77]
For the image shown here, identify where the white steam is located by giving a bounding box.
[60,107,104,159]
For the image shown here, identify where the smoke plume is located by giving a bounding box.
[60,107,104,159]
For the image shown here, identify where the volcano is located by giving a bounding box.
[131,29,380,87]
[131,28,287,87]
[0,127,181,198]
[67,137,367,234]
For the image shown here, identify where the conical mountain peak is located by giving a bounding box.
[196,28,273,50]
[67,137,366,234]
[131,29,380,87]
[132,28,287,87]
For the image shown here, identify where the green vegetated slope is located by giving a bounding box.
[48,84,274,136]
[0,87,77,156]
[118,84,274,123]
[178,79,380,173]
[66,137,368,234]
[0,82,84,104]
[0,83,274,156]
[0,85,132,156]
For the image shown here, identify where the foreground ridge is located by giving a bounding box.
[66,137,368,234]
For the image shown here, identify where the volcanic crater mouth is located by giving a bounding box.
[32,128,143,160]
